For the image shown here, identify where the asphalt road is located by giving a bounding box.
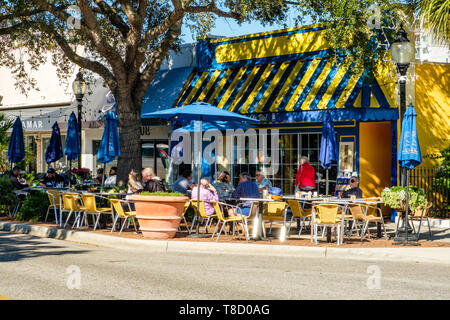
[1,232,449,300]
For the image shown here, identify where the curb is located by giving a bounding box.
[1,221,450,264]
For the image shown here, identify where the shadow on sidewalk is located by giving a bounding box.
[0,232,90,263]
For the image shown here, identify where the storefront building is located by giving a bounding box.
[173,24,403,197]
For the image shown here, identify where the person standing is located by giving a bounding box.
[295,156,316,191]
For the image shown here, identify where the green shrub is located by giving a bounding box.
[0,174,18,216]
[381,186,427,212]
[15,191,50,222]
[139,191,186,197]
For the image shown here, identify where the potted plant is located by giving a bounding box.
[130,191,189,239]
[381,186,427,213]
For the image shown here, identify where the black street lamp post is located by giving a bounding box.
[390,24,416,242]
[72,71,87,169]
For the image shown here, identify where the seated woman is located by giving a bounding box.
[191,177,219,217]
[125,169,143,211]
[213,171,235,199]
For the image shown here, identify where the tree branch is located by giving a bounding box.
[92,0,130,37]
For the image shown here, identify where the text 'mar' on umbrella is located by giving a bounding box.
[7,117,25,167]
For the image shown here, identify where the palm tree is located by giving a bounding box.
[410,0,450,45]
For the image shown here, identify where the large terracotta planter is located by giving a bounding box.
[130,195,189,239]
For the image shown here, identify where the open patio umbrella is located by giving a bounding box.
[396,105,422,243]
[45,122,64,167]
[64,112,81,191]
[143,102,260,237]
[7,117,25,168]
[319,112,337,195]
[96,111,121,192]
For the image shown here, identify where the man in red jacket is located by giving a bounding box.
[295,156,316,191]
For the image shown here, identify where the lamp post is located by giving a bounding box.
[72,71,87,169]
[391,25,415,243]
[390,24,415,187]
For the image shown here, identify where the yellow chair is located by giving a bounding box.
[408,202,433,240]
[348,203,387,241]
[178,201,191,234]
[79,193,113,230]
[45,190,61,224]
[287,200,312,237]
[190,200,217,236]
[312,204,342,245]
[210,201,249,242]
[262,201,287,239]
[61,192,83,228]
[110,199,137,234]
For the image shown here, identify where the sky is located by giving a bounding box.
[180,8,311,43]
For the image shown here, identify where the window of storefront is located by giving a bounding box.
[231,132,338,195]
[142,140,169,180]
[92,140,118,176]
[25,135,37,173]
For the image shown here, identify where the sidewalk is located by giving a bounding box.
[1,217,450,264]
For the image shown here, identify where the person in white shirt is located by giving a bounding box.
[104,167,117,187]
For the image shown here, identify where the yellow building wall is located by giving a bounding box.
[415,63,450,166]
[359,122,392,200]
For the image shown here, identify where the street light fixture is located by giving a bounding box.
[391,25,416,243]
[390,24,414,187]
[72,71,87,169]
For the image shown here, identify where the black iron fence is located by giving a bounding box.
[409,167,449,219]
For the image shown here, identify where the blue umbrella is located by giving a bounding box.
[97,111,121,191]
[396,105,422,243]
[45,122,64,165]
[143,102,259,237]
[64,112,81,161]
[319,112,337,195]
[7,117,25,167]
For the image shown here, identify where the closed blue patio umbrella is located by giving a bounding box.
[396,105,422,243]
[7,117,25,168]
[64,112,81,187]
[45,122,64,166]
[319,112,337,195]
[143,102,260,237]
[97,111,121,191]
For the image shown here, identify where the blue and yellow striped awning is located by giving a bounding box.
[174,25,398,122]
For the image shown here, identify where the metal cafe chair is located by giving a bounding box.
[286,199,312,237]
[79,193,113,231]
[262,201,288,239]
[348,203,387,241]
[408,202,433,241]
[210,201,249,242]
[190,200,217,236]
[11,190,29,218]
[45,190,61,225]
[312,203,342,245]
[109,198,138,234]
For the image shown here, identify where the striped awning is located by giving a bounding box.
[173,25,398,123]
[176,58,396,116]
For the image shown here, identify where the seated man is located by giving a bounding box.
[230,172,260,217]
[255,170,272,192]
[40,168,65,187]
[339,177,363,199]
[62,168,77,186]
[172,170,193,195]
[9,166,29,190]
[141,167,166,192]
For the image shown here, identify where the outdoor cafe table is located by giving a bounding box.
[240,197,276,241]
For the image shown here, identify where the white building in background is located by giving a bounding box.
[414,27,450,63]
[0,43,196,177]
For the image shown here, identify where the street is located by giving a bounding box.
[1,231,449,300]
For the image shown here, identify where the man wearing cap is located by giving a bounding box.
[40,168,65,187]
